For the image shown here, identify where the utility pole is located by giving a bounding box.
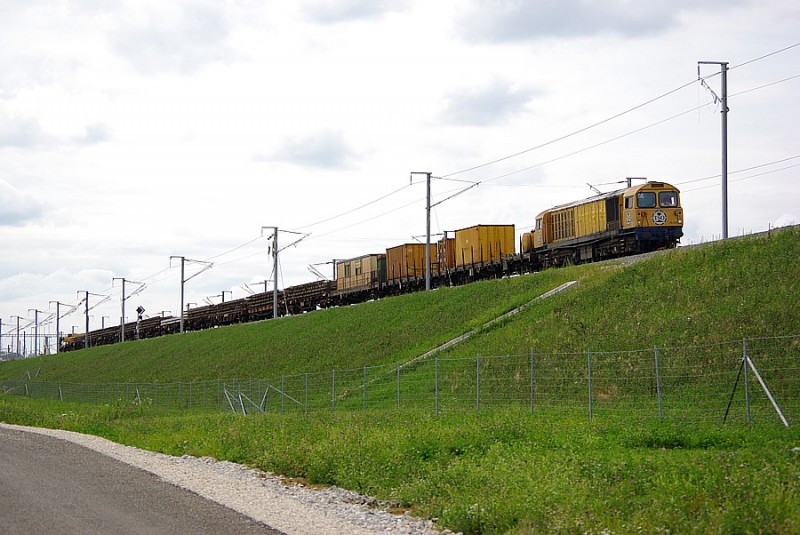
[698,60,729,239]
[113,277,145,342]
[49,301,68,354]
[81,291,90,349]
[411,172,432,291]
[11,315,21,357]
[259,226,309,318]
[79,291,108,349]
[262,227,279,319]
[28,308,43,356]
[170,256,213,333]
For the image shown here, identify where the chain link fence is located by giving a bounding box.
[3,336,798,425]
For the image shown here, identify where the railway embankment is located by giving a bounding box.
[2,226,800,534]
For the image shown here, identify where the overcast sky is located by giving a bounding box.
[2,0,798,353]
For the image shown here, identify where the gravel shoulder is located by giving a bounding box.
[0,423,450,535]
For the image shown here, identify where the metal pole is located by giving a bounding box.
[34,310,39,355]
[530,347,535,415]
[743,339,751,424]
[588,349,593,422]
[426,172,431,291]
[654,345,663,420]
[721,62,729,239]
[52,303,60,354]
[180,259,185,332]
[12,316,21,357]
[28,309,43,356]
[273,229,279,319]
[435,357,439,415]
[331,369,336,412]
[698,60,729,239]
[746,352,790,428]
[121,278,126,342]
[476,354,481,412]
[411,172,432,291]
[84,291,89,349]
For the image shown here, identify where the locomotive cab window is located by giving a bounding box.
[536,218,542,230]
[636,192,656,208]
[659,191,678,207]
[624,197,633,209]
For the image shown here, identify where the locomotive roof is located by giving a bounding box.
[535,181,677,217]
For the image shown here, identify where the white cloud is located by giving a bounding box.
[456,0,744,43]
[440,79,539,126]
[109,2,233,74]
[302,0,410,23]
[268,130,360,169]
[0,180,46,226]
[0,115,51,149]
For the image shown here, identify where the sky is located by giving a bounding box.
[1,0,799,354]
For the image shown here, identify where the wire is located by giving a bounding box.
[443,42,800,181]
[295,183,413,231]
[682,162,800,192]
[730,42,800,70]
[730,73,800,98]
[676,155,800,186]
[441,79,698,178]
[203,235,263,262]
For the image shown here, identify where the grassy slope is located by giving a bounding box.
[2,228,800,534]
[3,228,799,384]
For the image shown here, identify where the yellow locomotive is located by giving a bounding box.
[523,180,683,266]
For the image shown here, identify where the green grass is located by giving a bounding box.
[2,227,800,533]
[2,397,799,534]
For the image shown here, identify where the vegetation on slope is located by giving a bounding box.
[2,228,800,534]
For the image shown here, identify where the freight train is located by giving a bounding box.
[61,180,683,351]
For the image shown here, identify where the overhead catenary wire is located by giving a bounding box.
[10,44,799,331]
[442,41,800,181]
[676,154,800,186]
[682,162,800,193]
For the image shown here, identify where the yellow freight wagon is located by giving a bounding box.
[454,224,515,268]
[386,243,436,284]
[336,254,386,292]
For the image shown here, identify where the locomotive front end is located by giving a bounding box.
[622,182,683,245]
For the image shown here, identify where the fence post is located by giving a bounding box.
[743,338,752,424]
[476,354,481,412]
[331,369,336,413]
[189,382,193,409]
[304,372,309,415]
[529,347,535,415]
[363,366,367,411]
[654,345,663,420]
[587,348,593,422]
[435,357,439,416]
[281,376,285,413]
[396,362,401,409]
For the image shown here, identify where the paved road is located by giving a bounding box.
[0,427,283,534]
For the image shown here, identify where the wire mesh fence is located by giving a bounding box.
[2,336,798,425]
